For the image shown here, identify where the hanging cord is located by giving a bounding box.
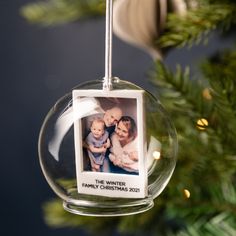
[103,0,113,90]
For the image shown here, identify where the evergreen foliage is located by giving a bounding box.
[20,0,104,25]
[21,0,236,235]
[158,1,236,48]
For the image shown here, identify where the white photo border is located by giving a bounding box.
[73,89,147,198]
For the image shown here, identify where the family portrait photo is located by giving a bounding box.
[73,89,147,198]
[82,97,139,175]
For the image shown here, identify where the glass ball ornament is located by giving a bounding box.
[38,78,178,216]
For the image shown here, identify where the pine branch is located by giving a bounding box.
[149,61,236,200]
[150,62,213,119]
[165,180,236,235]
[176,212,236,236]
[20,0,105,26]
[158,2,236,48]
[43,199,119,235]
[201,49,236,151]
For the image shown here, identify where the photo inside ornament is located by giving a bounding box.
[73,89,147,199]
[38,78,177,216]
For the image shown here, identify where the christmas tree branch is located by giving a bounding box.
[176,212,236,236]
[150,62,212,118]
[20,0,105,26]
[201,50,236,149]
[43,198,119,235]
[158,3,236,48]
[151,61,236,185]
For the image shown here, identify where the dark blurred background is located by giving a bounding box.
[1,1,235,235]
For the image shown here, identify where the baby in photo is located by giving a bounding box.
[85,118,110,172]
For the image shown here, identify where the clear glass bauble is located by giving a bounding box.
[38,78,178,216]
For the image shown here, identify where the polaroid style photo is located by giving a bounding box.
[73,89,147,198]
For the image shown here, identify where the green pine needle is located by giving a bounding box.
[150,61,212,119]
[176,211,236,236]
[158,3,236,48]
[201,50,236,150]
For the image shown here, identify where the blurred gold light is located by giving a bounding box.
[153,151,161,160]
[196,118,208,130]
[183,189,191,199]
[202,88,212,100]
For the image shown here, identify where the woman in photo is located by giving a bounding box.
[109,116,138,174]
